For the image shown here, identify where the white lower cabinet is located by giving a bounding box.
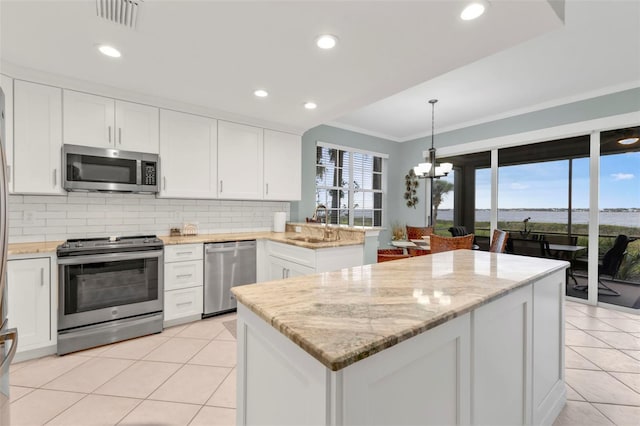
[265,241,364,281]
[163,244,204,326]
[7,257,55,355]
[268,256,314,280]
[164,287,204,324]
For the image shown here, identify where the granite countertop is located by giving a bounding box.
[7,241,64,255]
[8,225,365,255]
[232,250,569,371]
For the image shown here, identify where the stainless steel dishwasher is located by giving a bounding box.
[204,240,256,317]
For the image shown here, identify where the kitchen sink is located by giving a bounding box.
[287,236,332,244]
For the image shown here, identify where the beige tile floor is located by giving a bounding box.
[8,301,640,426]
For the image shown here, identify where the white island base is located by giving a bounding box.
[236,269,566,426]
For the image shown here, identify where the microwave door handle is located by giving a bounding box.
[136,160,142,185]
[57,250,162,265]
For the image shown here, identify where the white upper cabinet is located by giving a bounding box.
[263,130,301,200]
[63,90,159,153]
[114,100,159,153]
[13,80,64,195]
[218,121,264,200]
[0,74,14,192]
[159,109,217,199]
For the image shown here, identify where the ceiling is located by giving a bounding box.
[0,0,565,135]
[333,0,640,141]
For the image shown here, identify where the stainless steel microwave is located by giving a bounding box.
[63,144,159,193]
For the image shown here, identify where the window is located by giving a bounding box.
[315,142,386,227]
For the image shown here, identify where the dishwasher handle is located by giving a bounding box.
[205,241,256,254]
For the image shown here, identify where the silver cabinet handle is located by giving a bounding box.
[53,169,57,187]
[118,127,122,144]
[281,268,285,279]
[176,273,193,278]
[108,125,112,143]
[176,301,192,307]
[40,267,45,286]
[266,183,269,195]
[7,165,11,183]
[176,251,192,255]
[220,180,223,193]
[285,268,290,278]
[163,177,167,190]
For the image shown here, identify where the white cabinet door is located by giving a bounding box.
[114,100,159,153]
[159,109,217,198]
[63,90,115,148]
[268,256,315,280]
[263,130,301,200]
[13,80,64,195]
[218,121,263,199]
[164,287,204,323]
[7,258,51,352]
[0,75,14,192]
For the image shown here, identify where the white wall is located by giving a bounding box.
[8,192,289,243]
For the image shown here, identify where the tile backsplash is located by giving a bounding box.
[8,192,290,243]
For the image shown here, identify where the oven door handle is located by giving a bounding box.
[57,250,163,265]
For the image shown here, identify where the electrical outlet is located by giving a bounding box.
[24,210,35,226]
[295,226,302,233]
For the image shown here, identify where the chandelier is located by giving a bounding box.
[413,99,453,179]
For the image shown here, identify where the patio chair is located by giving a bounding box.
[573,234,629,296]
[448,226,470,237]
[510,238,552,258]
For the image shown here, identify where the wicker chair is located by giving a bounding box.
[405,226,433,240]
[408,247,430,257]
[430,234,474,254]
[489,229,509,253]
[377,248,411,263]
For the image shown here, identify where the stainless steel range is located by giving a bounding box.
[57,235,164,355]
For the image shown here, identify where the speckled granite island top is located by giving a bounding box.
[232,249,569,371]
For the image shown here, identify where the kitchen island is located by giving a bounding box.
[232,250,569,426]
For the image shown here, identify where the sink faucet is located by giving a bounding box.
[312,204,335,240]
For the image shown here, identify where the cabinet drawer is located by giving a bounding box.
[164,287,203,322]
[165,260,203,291]
[267,241,315,268]
[165,244,203,262]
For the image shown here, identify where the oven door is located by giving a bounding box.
[58,250,163,331]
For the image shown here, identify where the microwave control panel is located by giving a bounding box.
[143,162,157,186]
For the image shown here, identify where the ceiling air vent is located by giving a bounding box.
[96,0,142,29]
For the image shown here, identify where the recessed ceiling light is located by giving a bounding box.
[460,2,486,20]
[316,35,338,49]
[618,137,639,145]
[98,45,121,58]
[304,102,317,110]
[254,89,269,98]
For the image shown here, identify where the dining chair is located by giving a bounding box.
[430,234,474,254]
[408,247,430,257]
[406,226,433,240]
[489,229,509,253]
[377,248,410,263]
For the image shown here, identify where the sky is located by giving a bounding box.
[439,151,640,210]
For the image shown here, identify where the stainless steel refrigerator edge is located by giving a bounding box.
[0,88,19,425]
[204,241,256,316]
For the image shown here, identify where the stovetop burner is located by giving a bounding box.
[57,235,164,256]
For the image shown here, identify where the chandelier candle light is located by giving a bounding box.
[413,99,453,226]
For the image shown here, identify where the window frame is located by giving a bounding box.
[315,141,388,228]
